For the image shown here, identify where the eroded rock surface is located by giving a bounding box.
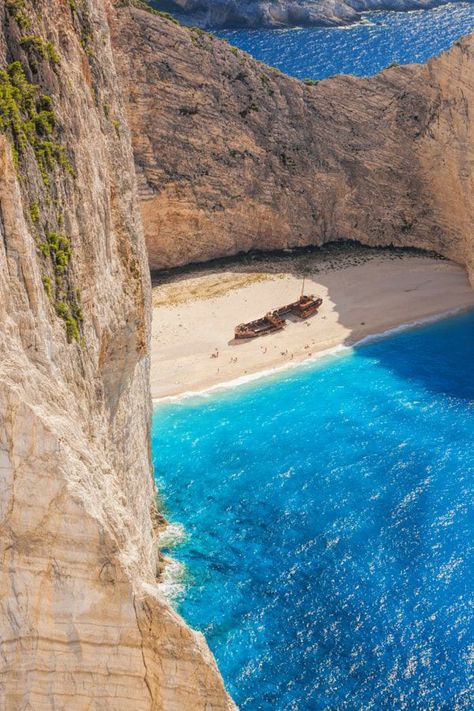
[1,0,472,705]
[0,1,234,708]
[112,8,473,282]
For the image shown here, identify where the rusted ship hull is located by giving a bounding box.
[235,312,285,339]
[275,296,323,320]
[235,295,322,339]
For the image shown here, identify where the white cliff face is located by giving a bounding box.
[112,9,474,283]
[0,1,234,708]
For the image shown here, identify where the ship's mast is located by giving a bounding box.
[300,276,305,298]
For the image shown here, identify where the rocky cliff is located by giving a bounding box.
[150,0,457,29]
[112,8,474,283]
[1,0,472,706]
[0,1,234,708]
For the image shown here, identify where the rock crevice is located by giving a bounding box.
[0,1,234,708]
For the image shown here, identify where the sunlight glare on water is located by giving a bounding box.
[153,311,474,709]
[216,3,474,79]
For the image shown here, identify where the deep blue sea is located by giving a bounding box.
[216,3,474,79]
[152,311,474,710]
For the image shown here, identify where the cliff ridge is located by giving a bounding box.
[112,9,474,282]
[0,1,234,708]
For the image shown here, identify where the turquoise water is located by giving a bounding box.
[216,3,474,79]
[152,311,474,709]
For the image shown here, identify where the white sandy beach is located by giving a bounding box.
[150,248,474,400]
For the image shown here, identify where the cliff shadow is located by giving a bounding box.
[151,242,474,400]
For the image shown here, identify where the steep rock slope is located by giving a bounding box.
[112,9,473,282]
[0,1,234,708]
[151,0,457,30]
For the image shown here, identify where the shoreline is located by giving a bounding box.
[176,0,461,33]
[153,305,473,405]
[150,247,474,403]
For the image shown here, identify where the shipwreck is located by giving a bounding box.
[235,294,323,339]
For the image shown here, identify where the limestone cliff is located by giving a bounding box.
[0,0,234,708]
[112,8,473,282]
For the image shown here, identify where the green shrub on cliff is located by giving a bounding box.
[29,201,40,222]
[41,274,53,298]
[0,62,81,344]
[117,0,180,24]
[20,35,60,68]
[6,1,32,30]
[47,231,72,275]
[0,62,36,142]
[36,141,73,185]
[55,300,81,343]
[35,219,82,343]
[0,62,72,181]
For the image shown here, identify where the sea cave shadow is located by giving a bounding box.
[152,241,474,401]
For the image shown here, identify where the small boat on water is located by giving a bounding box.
[234,293,323,340]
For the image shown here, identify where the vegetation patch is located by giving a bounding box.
[29,200,40,222]
[69,1,95,58]
[1,1,83,346]
[0,61,72,181]
[41,273,52,298]
[0,58,81,344]
[189,26,214,51]
[35,220,83,344]
[153,272,272,308]
[39,230,83,343]
[117,0,180,23]
[46,231,71,275]
[20,35,60,69]
[6,0,32,30]
[55,300,82,343]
